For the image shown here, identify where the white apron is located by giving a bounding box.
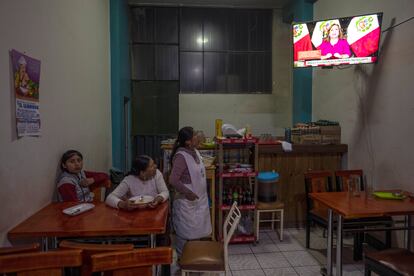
[173,149,212,240]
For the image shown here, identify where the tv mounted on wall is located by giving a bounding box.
[293,12,383,68]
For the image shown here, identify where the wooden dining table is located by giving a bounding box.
[310,191,414,276]
[8,201,169,250]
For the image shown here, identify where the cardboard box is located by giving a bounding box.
[321,134,341,144]
[291,134,321,144]
[320,125,341,135]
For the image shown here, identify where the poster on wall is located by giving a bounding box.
[10,49,41,137]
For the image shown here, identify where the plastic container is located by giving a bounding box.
[257,171,279,202]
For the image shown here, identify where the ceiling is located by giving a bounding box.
[128,0,295,9]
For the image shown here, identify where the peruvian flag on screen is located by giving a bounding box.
[293,23,313,61]
[311,20,340,49]
[347,14,380,57]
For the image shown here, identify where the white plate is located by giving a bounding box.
[129,195,154,205]
[62,203,95,216]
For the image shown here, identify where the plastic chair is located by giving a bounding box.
[180,201,241,276]
[59,240,134,276]
[255,201,285,242]
[90,246,172,276]
[0,249,82,276]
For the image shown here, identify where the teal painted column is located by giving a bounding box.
[292,0,313,124]
[110,0,131,171]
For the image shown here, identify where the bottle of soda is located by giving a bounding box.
[232,189,239,205]
[227,187,233,206]
[246,189,251,205]
[238,187,244,205]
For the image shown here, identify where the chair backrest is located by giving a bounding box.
[0,243,40,255]
[59,240,134,276]
[223,202,242,268]
[0,249,82,276]
[335,169,364,192]
[90,246,172,276]
[304,171,333,211]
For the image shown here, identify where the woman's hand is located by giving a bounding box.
[321,53,332,60]
[185,192,199,201]
[148,195,164,208]
[80,177,95,187]
[117,199,147,211]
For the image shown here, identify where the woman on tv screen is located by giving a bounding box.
[320,23,351,60]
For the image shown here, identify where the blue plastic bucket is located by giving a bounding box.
[257,171,279,202]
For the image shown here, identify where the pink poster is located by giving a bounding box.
[10,49,41,137]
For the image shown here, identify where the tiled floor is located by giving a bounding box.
[171,226,366,275]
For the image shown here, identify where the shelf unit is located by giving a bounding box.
[216,137,259,243]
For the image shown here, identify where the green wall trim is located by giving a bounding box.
[292,0,313,124]
[110,0,131,171]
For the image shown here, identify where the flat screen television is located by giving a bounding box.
[293,12,383,68]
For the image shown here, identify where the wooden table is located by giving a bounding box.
[310,192,414,276]
[8,201,169,250]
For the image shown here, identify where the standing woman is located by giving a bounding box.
[169,126,211,257]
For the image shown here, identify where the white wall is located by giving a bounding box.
[0,0,111,245]
[179,9,292,137]
[313,0,414,246]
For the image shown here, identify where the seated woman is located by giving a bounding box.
[105,155,169,210]
[57,150,109,202]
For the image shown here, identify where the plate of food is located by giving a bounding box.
[129,195,154,205]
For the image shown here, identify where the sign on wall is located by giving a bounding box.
[10,49,41,137]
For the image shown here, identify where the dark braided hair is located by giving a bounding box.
[170,126,194,166]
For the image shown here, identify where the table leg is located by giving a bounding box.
[406,215,412,250]
[328,209,333,276]
[51,237,57,249]
[322,209,334,276]
[336,214,343,276]
[150,234,156,248]
[41,237,49,251]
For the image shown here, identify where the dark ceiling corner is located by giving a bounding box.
[282,12,294,24]
[281,2,293,24]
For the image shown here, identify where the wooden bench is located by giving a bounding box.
[365,249,414,276]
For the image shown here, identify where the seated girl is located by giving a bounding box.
[57,150,109,202]
[105,155,169,211]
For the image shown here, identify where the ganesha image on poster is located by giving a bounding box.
[12,51,40,100]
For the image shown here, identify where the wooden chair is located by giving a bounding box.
[59,240,134,276]
[0,243,40,255]
[335,169,393,259]
[0,249,82,276]
[304,171,334,249]
[305,170,374,261]
[90,246,173,276]
[364,248,414,276]
[335,169,364,192]
[180,202,242,276]
[91,178,112,202]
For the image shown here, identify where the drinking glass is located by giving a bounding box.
[348,176,361,197]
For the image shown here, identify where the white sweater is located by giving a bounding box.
[105,169,169,208]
